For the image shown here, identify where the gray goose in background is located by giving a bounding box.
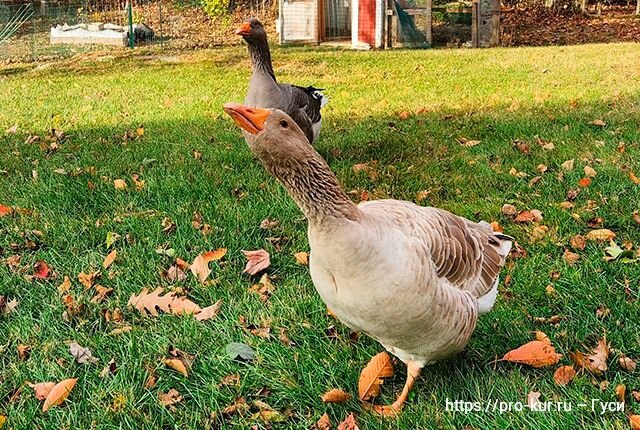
[235,19,327,145]
[222,103,514,413]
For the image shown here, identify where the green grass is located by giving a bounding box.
[1,43,640,430]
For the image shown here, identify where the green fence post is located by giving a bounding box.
[127,1,134,48]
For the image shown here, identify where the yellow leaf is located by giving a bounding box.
[113,179,127,190]
[358,351,394,401]
[294,251,309,265]
[42,378,77,412]
[136,126,145,137]
[502,340,562,368]
[164,358,189,377]
[321,388,351,404]
[103,250,117,269]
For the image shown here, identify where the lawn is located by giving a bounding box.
[1,43,640,430]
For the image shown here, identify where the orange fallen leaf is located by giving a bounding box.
[90,285,113,303]
[630,415,640,430]
[316,412,332,430]
[630,171,640,185]
[0,205,13,217]
[358,351,394,401]
[103,250,117,269]
[203,248,227,262]
[337,413,360,430]
[164,358,188,377]
[570,235,586,251]
[58,276,71,293]
[490,221,503,232]
[615,384,626,403]
[563,250,580,265]
[29,382,56,400]
[553,365,576,386]
[578,177,591,188]
[321,388,351,404]
[398,111,411,120]
[502,340,562,368]
[113,179,127,190]
[242,249,270,275]
[78,271,99,289]
[128,287,202,317]
[42,378,77,412]
[294,251,309,265]
[619,355,637,372]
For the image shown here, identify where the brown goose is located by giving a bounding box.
[222,103,512,412]
[235,19,327,145]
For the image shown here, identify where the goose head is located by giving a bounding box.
[235,18,267,44]
[223,103,310,160]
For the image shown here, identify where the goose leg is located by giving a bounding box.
[390,361,423,412]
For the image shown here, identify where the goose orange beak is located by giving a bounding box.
[235,22,251,36]
[223,103,271,134]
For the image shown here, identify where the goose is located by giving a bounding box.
[222,103,513,412]
[235,18,327,145]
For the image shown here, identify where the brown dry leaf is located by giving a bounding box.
[535,331,550,344]
[144,373,157,389]
[398,111,411,120]
[358,351,394,401]
[58,276,72,293]
[590,119,606,127]
[561,159,575,171]
[631,415,640,430]
[90,285,113,304]
[570,235,586,251]
[131,174,145,191]
[220,374,240,386]
[584,166,597,178]
[553,365,576,386]
[242,249,270,275]
[78,271,99,289]
[294,251,309,265]
[502,340,562,368]
[321,388,351,404]
[615,384,626,403]
[633,212,640,225]
[159,388,183,407]
[42,378,77,412]
[0,204,13,217]
[189,249,225,284]
[619,355,637,372]
[194,299,222,321]
[128,287,202,317]
[69,342,98,364]
[630,172,640,185]
[585,229,616,242]
[29,382,56,400]
[316,412,332,430]
[563,250,580,265]
[571,337,609,375]
[103,250,117,269]
[337,413,360,430]
[113,179,127,190]
[17,344,31,360]
[501,204,517,217]
[490,221,503,232]
[249,274,275,302]
[164,358,189,377]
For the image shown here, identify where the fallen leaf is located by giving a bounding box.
[226,342,255,361]
[590,119,606,127]
[103,250,117,269]
[69,342,98,364]
[194,299,222,321]
[164,358,188,377]
[113,179,127,190]
[515,211,535,223]
[619,355,637,372]
[58,276,71,293]
[501,204,517,217]
[29,382,56,400]
[0,415,5,428]
[78,271,99,289]
[17,344,30,360]
[553,365,576,386]
[571,336,609,375]
[584,166,597,177]
[316,412,332,430]
[630,172,640,185]
[90,285,113,304]
[159,388,183,407]
[560,159,575,171]
[5,124,18,133]
[502,340,562,368]
[99,359,117,378]
[128,287,202,317]
[321,388,351,404]
[33,261,50,279]
[527,391,541,408]
[563,250,580,265]
[585,229,616,242]
[106,231,120,248]
[294,251,309,265]
[278,327,295,346]
[0,205,13,217]
[358,351,394,401]
[220,374,240,386]
[578,177,591,187]
[633,212,640,225]
[630,415,640,430]
[136,126,145,137]
[249,273,275,301]
[242,249,270,275]
[570,235,586,251]
[337,413,360,430]
[535,331,550,344]
[490,221,503,232]
[615,384,626,403]
[42,378,77,412]
[398,111,411,120]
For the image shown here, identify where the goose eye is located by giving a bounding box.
[280,120,289,128]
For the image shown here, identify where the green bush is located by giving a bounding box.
[201,0,229,17]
